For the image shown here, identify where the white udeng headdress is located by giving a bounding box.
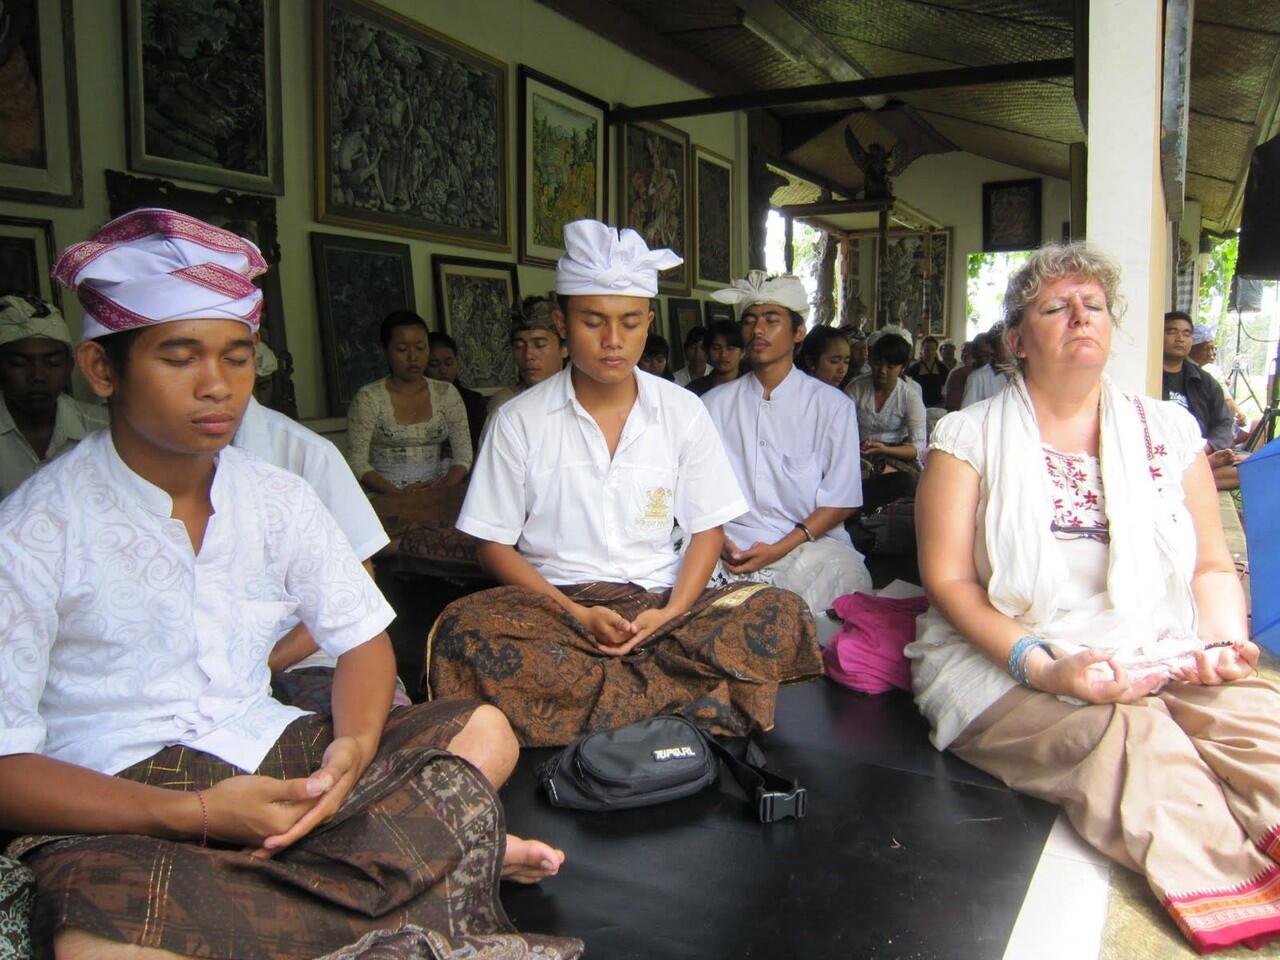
[0,295,72,349]
[710,270,809,318]
[554,219,682,299]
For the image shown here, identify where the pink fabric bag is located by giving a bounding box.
[822,592,930,695]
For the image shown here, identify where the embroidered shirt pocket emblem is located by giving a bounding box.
[636,486,673,529]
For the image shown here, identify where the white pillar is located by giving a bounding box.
[1087,1,1170,396]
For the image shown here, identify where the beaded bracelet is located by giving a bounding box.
[1008,636,1053,688]
[195,790,209,847]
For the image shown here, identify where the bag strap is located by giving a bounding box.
[703,735,808,824]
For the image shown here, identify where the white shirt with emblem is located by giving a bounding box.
[0,430,395,776]
[703,366,863,549]
[457,366,747,591]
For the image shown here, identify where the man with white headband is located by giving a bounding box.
[0,293,107,498]
[0,210,572,959]
[703,271,871,642]
[430,219,819,747]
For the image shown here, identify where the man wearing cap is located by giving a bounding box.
[485,294,566,421]
[1190,323,1245,427]
[428,220,818,747]
[0,294,108,499]
[0,210,574,960]
[702,271,871,642]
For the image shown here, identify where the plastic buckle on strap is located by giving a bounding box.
[757,786,807,823]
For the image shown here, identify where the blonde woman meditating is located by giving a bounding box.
[907,243,1274,953]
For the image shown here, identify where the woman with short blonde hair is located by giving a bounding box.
[906,242,1278,952]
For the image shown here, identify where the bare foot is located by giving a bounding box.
[502,834,565,883]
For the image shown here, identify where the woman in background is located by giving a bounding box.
[845,330,926,509]
[908,335,948,409]
[797,325,851,388]
[347,310,472,494]
[426,330,486,454]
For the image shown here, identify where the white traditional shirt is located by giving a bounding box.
[845,373,928,463]
[703,365,863,549]
[960,364,1012,408]
[0,393,108,499]
[236,398,388,561]
[673,367,693,386]
[0,431,395,776]
[234,396,390,672]
[458,366,747,590]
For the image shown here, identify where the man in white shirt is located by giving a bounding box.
[961,325,1013,408]
[0,210,568,960]
[429,220,819,747]
[672,325,708,385]
[703,271,872,644]
[0,294,108,499]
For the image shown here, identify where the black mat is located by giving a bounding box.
[499,679,1057,960]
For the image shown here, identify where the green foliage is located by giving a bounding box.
[1198,235,1238,322]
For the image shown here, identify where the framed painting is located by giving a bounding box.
[868,228,951,340]
[982,178,1042,252]
[704,301,735,325]
[619,119,689,294]
[518,66,607,267]
[123,0,284,194]
[310,232,415,417]
[667,297,702,370]
[0,216,60,308]
[694,146,734,289]
[106,169,297,418]
[0,0,81,206]
[432,255,519,389]
[315,0,509,250]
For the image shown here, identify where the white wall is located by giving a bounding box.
[892,151,1071,343]
[0,0,748,421]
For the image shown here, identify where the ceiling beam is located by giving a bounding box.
[609,58,1075,124]
[533,0,740,96]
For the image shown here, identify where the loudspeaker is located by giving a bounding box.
[1237,133,1280,279]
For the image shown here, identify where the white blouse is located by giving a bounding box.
[845,373,927,463]
[0,431,394,775]
[905,401,1204,749]
[346,377,473,488]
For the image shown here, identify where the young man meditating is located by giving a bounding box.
[0,294,107,499]
[486,294,566,419]
[703,272,871,645]
[428,220,818,747]
[0,210,574,960]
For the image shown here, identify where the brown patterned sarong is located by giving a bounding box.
[9,702,583,960]
[373,485,480,571]
[426,581,820,746]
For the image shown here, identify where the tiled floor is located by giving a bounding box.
[1002,814,1112,960]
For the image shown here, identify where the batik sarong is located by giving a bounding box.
[8,701,583,960]
[427,581,819,746]
[952,676,1280,954]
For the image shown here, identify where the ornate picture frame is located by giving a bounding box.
[0,0,82,206]
[666,296,702,370]
[518,65,608,267]
[310,232,415,417]
[982,178,1042,253]
[431,255,520,389]
[694,146,734,289]
[315,0,509,250]
[123,0,285,195]
[106,169,297,418]
[866,228,952,339]
[619,119,690,294]
[0,216,61,308]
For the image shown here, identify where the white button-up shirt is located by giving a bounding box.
[704,366,863,549]
[961,364,1012,408]
[0,393,108,499]
[845,373,928,463]
[234,397,388,561]
[458,366,747,591]
[0,431,394,776]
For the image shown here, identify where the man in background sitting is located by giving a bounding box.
[0,293,107,499]
[486,295,566,419]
